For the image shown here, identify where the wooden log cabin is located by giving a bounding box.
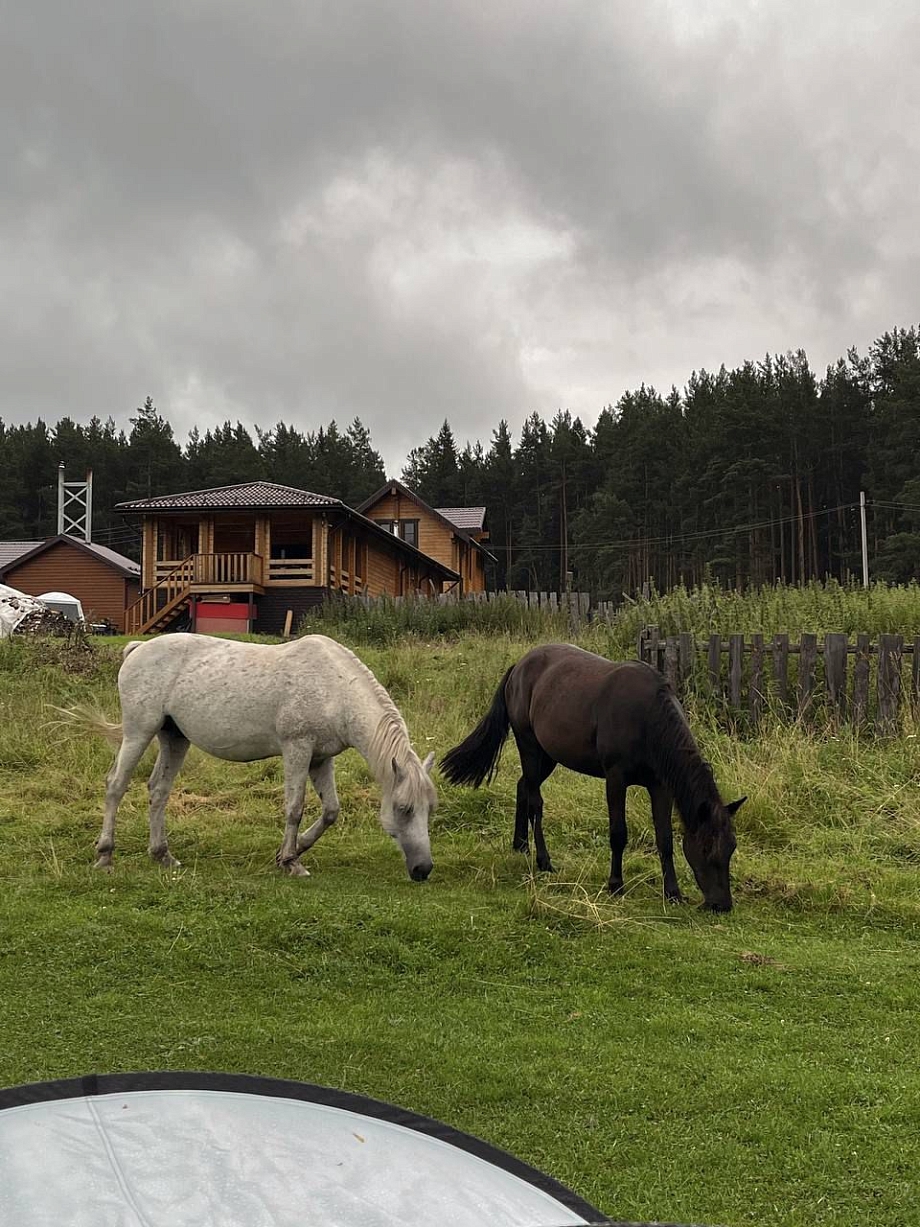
[357,479,494,593]
[117,481,460,635]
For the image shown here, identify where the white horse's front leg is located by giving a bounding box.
[277,741,312,877]
[296,758,340,856]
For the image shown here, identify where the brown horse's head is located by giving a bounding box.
[682,796,745,911]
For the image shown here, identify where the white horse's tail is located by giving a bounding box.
[49,703,123,746]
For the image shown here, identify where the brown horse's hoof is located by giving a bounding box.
[665,891,686,905]
[607,879,625,895]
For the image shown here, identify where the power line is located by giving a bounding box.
[511,500,860,554]
[868,500,920,514]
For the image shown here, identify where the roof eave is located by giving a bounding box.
[115,499,341,514]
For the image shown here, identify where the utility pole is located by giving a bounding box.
[859,490,869,588]
[559,461,568,594]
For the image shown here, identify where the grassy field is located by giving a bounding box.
[1,627,919,1226]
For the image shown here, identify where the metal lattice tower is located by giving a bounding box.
[57,464,93,541]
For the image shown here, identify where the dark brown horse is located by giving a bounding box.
[441,644,745,911]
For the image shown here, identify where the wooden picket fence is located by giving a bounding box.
[361,589,594,624]
[638,627,920,733]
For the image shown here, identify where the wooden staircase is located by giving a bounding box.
[126,553,264,635]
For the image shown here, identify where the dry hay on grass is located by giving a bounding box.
[522,860,665,931]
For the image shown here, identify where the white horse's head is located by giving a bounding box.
[381,751,437,880]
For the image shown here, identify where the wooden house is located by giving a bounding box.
[0,535,141,631]
[357,479,494,593]
[116,481,460,635]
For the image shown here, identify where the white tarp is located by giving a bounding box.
[0,1075,605,1227]
[0,583,45,638]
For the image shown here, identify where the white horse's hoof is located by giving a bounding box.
[94,857,113,872]
[285,861,310,877]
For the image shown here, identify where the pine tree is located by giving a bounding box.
[125,397,184,500]
[343,418,386,505]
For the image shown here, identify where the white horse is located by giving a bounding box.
[71,633,437,880]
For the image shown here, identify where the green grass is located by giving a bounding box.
[1,630,920,1226]
[302,590,572,644]
[305,577,920,657]
[596,577,920,651]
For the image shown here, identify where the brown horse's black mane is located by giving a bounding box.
[645,681,726,833]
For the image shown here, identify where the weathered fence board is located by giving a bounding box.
[798,633,818,717]
[877,634,903,735]
[729,634,744,709]
[664,636,680,692]
[636,626,920,735]
[773,634,789,709]
[708,635,722,699]
[679,632,694,691]
[825,633,848,724]
[853,634,870,727]
[750,633,764,725]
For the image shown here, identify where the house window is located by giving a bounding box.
[374,519,418,549]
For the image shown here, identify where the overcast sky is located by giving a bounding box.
[2,1,918,474]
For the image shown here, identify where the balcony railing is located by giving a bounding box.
[267,557,314,582]
[128,553,263,633]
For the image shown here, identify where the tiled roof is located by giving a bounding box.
[0,541,42,570]
[436,507,487,531]
[116,481,343,512]
[80,542,141,575]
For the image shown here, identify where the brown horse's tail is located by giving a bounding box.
[440,666,513,788]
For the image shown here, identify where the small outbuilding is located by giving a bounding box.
[0,536,141,632]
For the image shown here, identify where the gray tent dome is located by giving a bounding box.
[0,1071,615,1227]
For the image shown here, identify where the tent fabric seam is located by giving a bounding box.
[85,1094,154,1227]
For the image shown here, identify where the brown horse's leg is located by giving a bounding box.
[514,736,555,871]
[513,775,530,854]
[649,782,684,903]
[605,770,628,894]
[530,791,553,873]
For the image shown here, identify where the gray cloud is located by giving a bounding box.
[2,0,918,474]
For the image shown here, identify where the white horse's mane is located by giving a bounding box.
[340,644,434,806]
